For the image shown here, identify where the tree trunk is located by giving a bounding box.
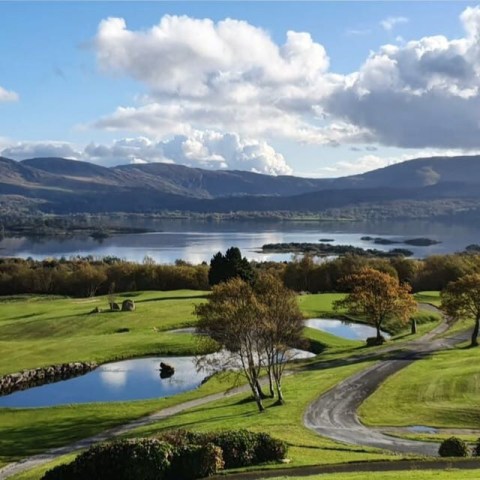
[253,384,265,412]
[411,318,417,335]
[255,379,268,399]
[275,379,285,405]
[471,317,479,347]
[267,369,275,398]
[376,323,382,340]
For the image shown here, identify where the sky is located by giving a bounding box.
[1,1,480,177]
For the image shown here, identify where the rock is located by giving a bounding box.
[110,302,120,311]
[121,299,135,312]
[159,362,175,379]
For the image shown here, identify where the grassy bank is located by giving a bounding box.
[359,343,480,428]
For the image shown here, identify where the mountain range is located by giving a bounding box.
[1,155,480,218]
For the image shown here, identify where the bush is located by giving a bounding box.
[474,438,480,456]
[168,443,224,479]
[42,439,173,480]
[254,432,288,462]
[438,437,469,457]
[207,430,258,468]
[366,336,386,346]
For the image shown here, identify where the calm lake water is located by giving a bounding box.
[0,348,315,408]
[0,219,478,263]
[305,318,390,341]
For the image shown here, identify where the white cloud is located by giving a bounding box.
[89,9,480,153]
[325,6,480,149]
[1,131,293,175]
[0,86,19,103]
[380,16,409,32]
[1,141,81,159]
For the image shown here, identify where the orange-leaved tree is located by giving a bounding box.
[334,268,417,342]
[441,273,480,347]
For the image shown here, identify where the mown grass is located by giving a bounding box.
[0,290,208,375]
[359,344,480,428]
[413,291,441,307]
[266,470,480,480]
[0,290,443,477]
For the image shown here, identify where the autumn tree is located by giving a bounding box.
[441,273,480,347]
[195,278,266,412]
[334,268,417,343]
[195,275,305,410]
[255,273,304,404]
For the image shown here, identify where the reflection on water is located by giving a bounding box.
[0,219,478,263]
[305,318,390,341]
[0,348,315,408]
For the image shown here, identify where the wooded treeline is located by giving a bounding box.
[0,251,479,297]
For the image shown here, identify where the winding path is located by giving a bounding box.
[304,304,470,456]
[0,304,471,478]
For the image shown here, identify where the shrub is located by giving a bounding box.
[254,432,288,462]
[207,430,258,468]
[438,437,469,457]
[168,443,224,479]
[366,336,386,346]
[41,439,173,480]
[473,438,480,456]
[42,463,75,480]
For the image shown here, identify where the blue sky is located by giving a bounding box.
[1,1,480,176]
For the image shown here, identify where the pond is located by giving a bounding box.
[0,349,315,408]
[304,318,390,341]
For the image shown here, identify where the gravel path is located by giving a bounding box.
[0,384,253,479]
[0,304,468,478]
[304,305,470,457]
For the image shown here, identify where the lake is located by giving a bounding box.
[305,318,390,341]
[0,219,477,263]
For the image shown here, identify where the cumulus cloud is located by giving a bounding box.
[89,8,480,152]
[0,86,19,103]
[380,16,409,32]
[1,131,293,175]
[2,141,81,160]
[325,5,480,149]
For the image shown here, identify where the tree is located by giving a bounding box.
[195,278,266,412]
[334,268,417,342]
[441,273,480,347]
[255,273,304,404]
[195,275,305,410]
[208,247,255,286]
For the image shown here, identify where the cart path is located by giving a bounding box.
[304,305,469,456]
[0,304,463,478]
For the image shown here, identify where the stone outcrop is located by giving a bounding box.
[0,361,98,396]
[159,362,175,379]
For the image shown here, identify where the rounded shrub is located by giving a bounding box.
[438,437,469,457]
[474,438,480,457]
[168,443,224,479]
[210,430,258,468]
[254,432,288,462]
[41,439,173,480]
[366,336,386,346]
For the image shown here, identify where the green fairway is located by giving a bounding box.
[413,291,441,307]
[126,359,394,467]
[359,344,480,428]
[266,469,480,480]
[0,290,208,375]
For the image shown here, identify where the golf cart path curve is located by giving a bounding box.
[304,304,470,457]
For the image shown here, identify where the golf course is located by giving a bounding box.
[0,289,479,479]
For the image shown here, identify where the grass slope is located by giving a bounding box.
[360,344,480,428]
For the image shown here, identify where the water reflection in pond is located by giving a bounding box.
[0,349,315,408]
[305,318,390,341]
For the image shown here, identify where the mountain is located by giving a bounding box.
[1,155,480,217]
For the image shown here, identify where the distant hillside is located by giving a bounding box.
[0,155,480,218]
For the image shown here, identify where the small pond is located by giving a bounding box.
[304,318,390,341]
[0,349,315,408]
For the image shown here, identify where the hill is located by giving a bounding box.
[0,155,480,218]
